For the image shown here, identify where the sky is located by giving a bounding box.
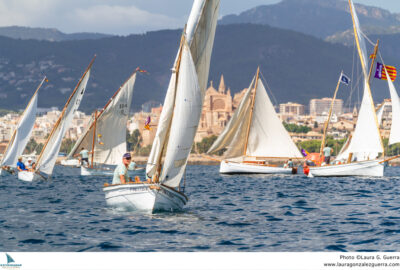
[0,0,399,35]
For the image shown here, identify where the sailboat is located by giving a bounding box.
[65,71,136,176]
[0,77,47,176]
[206,68,303,174]
[103,0,220,212]
[307,0,384,177]
[18,56,95,181]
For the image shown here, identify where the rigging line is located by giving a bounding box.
[259,70,278,108]
[360,30,376,46]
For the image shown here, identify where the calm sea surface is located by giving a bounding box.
[1,165,400,252]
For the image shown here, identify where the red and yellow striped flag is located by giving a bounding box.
[375,62,397,82]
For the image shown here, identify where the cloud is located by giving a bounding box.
[0,0,184,35]
[67,4,183,34]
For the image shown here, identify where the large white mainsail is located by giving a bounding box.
[207,70,302,159]
[67,72,136,165]
[159,42,201,188]
[35,57,94,176]
[1,78,46,167]
[146,0,219,178]
[336,0,383,161]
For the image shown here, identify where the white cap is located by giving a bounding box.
[28,157,32,161]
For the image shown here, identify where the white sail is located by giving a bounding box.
[36,62,93,176]
[207,78,255,158]
[66,116,94,160]
[376,102,386,125]
[246,79,303,158]
[146,0,219,178]
[337,0,383,161]
[385,68,400,145]
[67,73,136,165]
[160,43,201,188]
[1,78,45,167]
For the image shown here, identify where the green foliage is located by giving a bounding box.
[60,138,76,154]
[137,145,152,156]
[283,122,311,134]
[383,138,400,156]
[297,137,346,156]
[127,130,142,152]
[24,138,43,155]
[195,135,218,154]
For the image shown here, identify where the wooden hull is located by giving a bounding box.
[103,183,188,212]
[308,160,384,177]
[81,166,113,176]
[17,171,41,182]
[220,160,296,175]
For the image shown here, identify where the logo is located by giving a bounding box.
[0,254,22,269]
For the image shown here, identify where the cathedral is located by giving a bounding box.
[196,75,246,142]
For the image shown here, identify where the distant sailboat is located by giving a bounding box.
[307,0,384,177]
[66,71,136,176]
[0,77,47,176]
[206,68,303,174]
[18,57,95,181]
[103,0,220,212]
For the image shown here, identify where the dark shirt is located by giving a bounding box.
[17,161,27,171]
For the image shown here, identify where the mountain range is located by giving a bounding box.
[0,1,399,113]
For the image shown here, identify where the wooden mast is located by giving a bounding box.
[243,67,260,156]
[154,33,186,183]
[319,72,343,157]
[90,110,97,168]
[1,77,47,165]
[348,0,384,158]
[368,40,379,84]
[35,55,96,172]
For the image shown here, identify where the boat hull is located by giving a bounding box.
[81,166,113,176]
[18,171,41,182]
[308,160,384,177]
[103,183,188,212]
[220,160,296,174]
[0,168,14,176]
[60,159,81,167]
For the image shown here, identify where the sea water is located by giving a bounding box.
[0,165,400,251]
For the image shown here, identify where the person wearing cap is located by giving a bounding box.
[17,157,28,172]
[26,158,33,170]
[112,153,132,185]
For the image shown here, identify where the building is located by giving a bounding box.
[196,75,236,142]
[309,98,343,116]
[279,102,305,116]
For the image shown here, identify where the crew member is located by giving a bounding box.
[17,157,28,172]
[323,146,333,165]
[112,153,132,184]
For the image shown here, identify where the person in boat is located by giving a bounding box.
[323,146,333,165]
[112,153,132,185]
[17,157,28,172]
[1,165,15,174]
[26,157,33,170]
[74,147,90,166]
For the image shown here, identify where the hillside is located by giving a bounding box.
[220,0,400,40]
[0,26,112,41]
[0,24,397,113]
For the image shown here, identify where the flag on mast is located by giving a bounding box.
[340,73,350,85]
[375,62,397,81]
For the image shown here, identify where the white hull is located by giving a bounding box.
[220,160,296,174]
[103,183,188,212]
[18,171,41,182]
[81,166,113,176]
[60,159,81,167]
[308,160,384,177]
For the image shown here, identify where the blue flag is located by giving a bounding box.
[340,73,350,85]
